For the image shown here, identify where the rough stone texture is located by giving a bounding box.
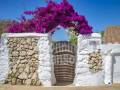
[0,33,56,86]
[0,34,9,84]
[74,34,104,86]
[5,37,41,86]
[88,50,103,73]
[37,35,56,86]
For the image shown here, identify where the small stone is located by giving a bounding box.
[31,72,37,79]
[32,79,37,85]
[21,40,27,45]
[36,80,41,86]
[28,73,33,79]
[18,72,28,79]
[20,59,27,64]
[12,68,17,73]
[24,45,29,49]
[11,78,16,85]
[24,65,29,73]
[19,56,25,60]
[31,58,36,61]
[16,79,22,85]
[12,51,19,57]
[27,50,35,56]
[26,38,32,44]
[20,51,27,56]
[29,46,33,50]
[18,67,24,73]
[34,54,38,58]
[25,79,31,85]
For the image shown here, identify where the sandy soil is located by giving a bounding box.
[0,84,120,90]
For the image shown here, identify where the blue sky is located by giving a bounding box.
[0,0,120,40]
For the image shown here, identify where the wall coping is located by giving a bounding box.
[2,33,50,37]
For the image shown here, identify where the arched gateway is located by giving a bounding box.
[2,0,93,86]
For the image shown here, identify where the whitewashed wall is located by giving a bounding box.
[74,33,104,86]
[37,34,56,86]
[0,34,9,84]
[100,44,120,84]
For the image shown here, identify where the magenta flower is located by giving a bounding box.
[7,0,92,35]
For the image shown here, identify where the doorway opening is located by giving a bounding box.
[52,28,77,86]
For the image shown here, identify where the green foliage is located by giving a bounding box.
[100,31,104,38]
[69,34,77,46]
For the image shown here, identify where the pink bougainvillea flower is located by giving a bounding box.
[7,0,92,35]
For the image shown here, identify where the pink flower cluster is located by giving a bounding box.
[7,0,92,34]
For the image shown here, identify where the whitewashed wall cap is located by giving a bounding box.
[3,33,50,37]
[91,33,101,38]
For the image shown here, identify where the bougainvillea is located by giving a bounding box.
[7,0,92,35]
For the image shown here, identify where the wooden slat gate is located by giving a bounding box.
[53,41,76,83]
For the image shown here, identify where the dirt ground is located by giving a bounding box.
[0,84,120,90]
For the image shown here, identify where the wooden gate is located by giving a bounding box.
[53,41,76,83]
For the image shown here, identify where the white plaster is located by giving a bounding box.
[37,35,56,86]
[74,34,104,86]
[0,34,9,84]
[5,33,50,37]
[100,44,120,84]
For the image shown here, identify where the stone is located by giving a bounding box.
[36,80,41,86]
[15,72,19,77]
[28,73,33,79]
[20,59,27,64]
[29,67,36,73]
[31,58,36,61]
[34,54,38,58]
[18,72,28,79]
[12,68,17,73]
[18,68,24,73]
[24,65,29,73]
[21,40,27,45]
[26,38,32,44]
[19,56,25,60]
[20,51,27,56]
[27,50,35,56]
[24,45,29,49]
[25,79,31,85]
[32,79,37,85]
[12,51,19,57]
[31,72,37,79]
[11,78,16,85]
[16,79,22,85]
[29,46,33,50]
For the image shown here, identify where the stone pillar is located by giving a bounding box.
[74,34,104,86]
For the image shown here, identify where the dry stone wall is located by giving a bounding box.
[0,33,56,86]
[5,37,41,85]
